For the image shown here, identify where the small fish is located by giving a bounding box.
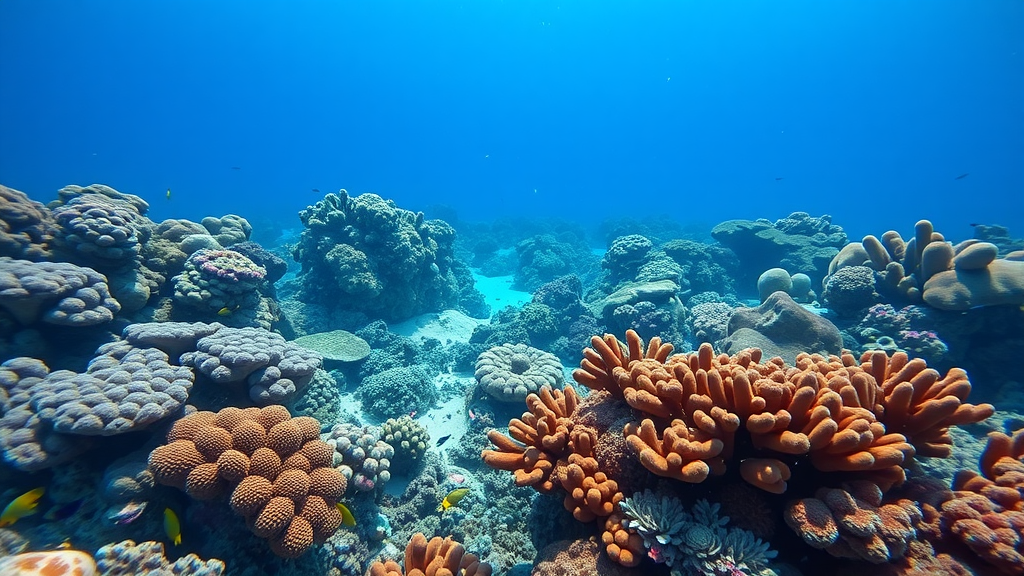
[231,166,241,170]
[775,177,784,181]
[335,502,356,527]
[409,410,417,418]
[166,188,171,200]
[43,498,84,521]
[312,188,321,194]
[57,538,73,549]
[436,434,451,447]
[217,306,234,317]
[955,173,969,180]
[0,487,45,527]
[969,223,979,227]
[438,488,470,512]
[164,508,181,545]
[108,501,146,525]
[468,409,476,421]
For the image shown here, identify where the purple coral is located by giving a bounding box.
[179,326,321,405]
[0,257,121,326]
[172,249,266,312]
[325,423,394,494]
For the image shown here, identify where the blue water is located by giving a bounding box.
[1,1,1021,243]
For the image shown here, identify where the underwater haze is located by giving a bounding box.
[1,0,1022,243]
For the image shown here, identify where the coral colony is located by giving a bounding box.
[1,184,1023,575]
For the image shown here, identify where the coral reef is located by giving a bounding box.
[95,539,225,575]
[293,190,481,322]
[474,343,564,403]
[148,405,346,558]
[293,330,371,364]
[172,248,267,313]
[722,291,843,363]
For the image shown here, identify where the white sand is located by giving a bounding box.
[471,272,532,312]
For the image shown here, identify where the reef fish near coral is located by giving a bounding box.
[0,487,45,527]
[438,488,470,512]
[163,508,181,545]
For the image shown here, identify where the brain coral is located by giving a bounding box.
[474,343,565,403]
[180,326,322,405]
[292,190,470,322]
[0,257,121,326]
[149,406,345,558]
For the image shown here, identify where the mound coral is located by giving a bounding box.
[381,416,429,475]
[95,539,224,575]
[827,219,1024,310]
[180,326,322,405]
[483,329,993,568]
[0,257,121,326]
[325,422,394,493]
[172,248,267,312]
[148,406,346,558]
[0,184,55,261]
[368,532,492,576]
[474,343,565,403]
[294,190,478,322]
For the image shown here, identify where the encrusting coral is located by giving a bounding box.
[148,405,346,558]
[483,329,994,569]
[368,532,492,576]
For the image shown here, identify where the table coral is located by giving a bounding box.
[368,532,492,576]
[0,257,121,326]
[149,406,345,558]
[474,343,564,403]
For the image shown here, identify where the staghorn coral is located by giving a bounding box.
[0,257,121,326]
[619,491,777,576]
[474,343,564,403]
[95,539,224,575]
[368,532,492,576]
[148,406,346,558]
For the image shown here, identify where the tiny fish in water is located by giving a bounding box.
[436,434,451,447]
[955,173,969,180]
[164,508,182,545]
[468,409,476,421]
[217,306,239,316]
[312,188,321,194]
[43,498,84,521]
[438,488,470,512]
[166,188,171,199]
[775,177,784,181]
[231,166,241,170]
[335,502,356,527]
[0,487,45,527]
[108,501,147,525]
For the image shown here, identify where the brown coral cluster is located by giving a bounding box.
[148,405,345,558]
[482,329,994,568]
[368,533,492,576]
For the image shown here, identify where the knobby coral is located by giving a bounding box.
[368,532,492,576]
[474,343,564,403]
[148,406,346,558]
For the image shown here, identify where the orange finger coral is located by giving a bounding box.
[149,406,345,558]
[368,533,492,576]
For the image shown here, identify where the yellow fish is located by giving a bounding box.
[0,487,45,527]
[166,188,171,200]
[335,502,356,527]
[163,508,181,545]
[438,488,470,512]
[217,307,233,316]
